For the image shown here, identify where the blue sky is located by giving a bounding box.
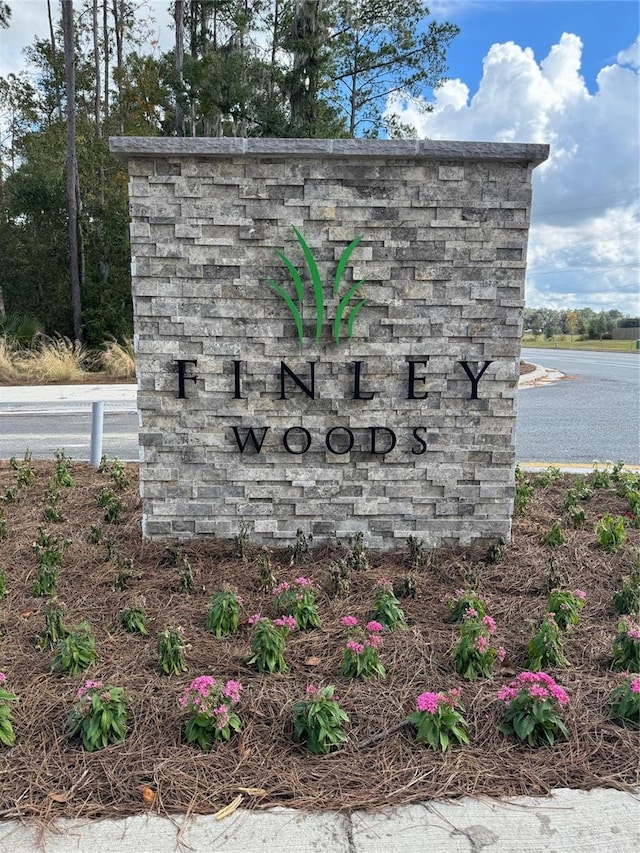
[1,1,638,315]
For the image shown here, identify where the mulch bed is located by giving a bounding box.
[0,460,638,821]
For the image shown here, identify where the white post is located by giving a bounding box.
[90,401,104,467]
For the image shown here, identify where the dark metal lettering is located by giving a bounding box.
[370,427,397,455]
[280,361,316,399]
[352,361,374,400]
[458,360,493,399]
[233,360,244,399]
[407,360,428,399]
[411,427,427,455]
[175,359,198,399]
[282,426,312,454]
[325,427,355,454]
[231,426,270,453]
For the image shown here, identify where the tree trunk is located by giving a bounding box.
[103,0,109,121]
[47,0,63,121]
[111,0,124,133]
[174,0,185,136]
[62,0,84,342]
[92,0,101,133]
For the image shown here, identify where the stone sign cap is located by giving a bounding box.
[109,137,549,166]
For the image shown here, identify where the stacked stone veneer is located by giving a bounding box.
[110,138,548,549]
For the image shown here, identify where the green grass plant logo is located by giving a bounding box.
[266,226,367,347]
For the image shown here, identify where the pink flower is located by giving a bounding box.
[528,685,550,701]
[223,680,243,705]
[236,595,244,605]
[0,673,5,685]
[340,616,359,628]
[273,581,290,595]
[627,628,640,640]
[475,636,488,652]
[573,589,586,601]
[481,615,496,635]
[100,691,112,702]
[366,634,383,649]
[497,646,506,663]
[346,641,365,654]
[549,684,569,706]
[76,679,103,699]
[449,687,462,701]
[464,607,478,619]
[630,678,640,694]
[274,615,296,630]
[177,696,188,709]
[416,692,439,714]
[190,675,216,696]
[305,684,318,697]
[247,613,262,626]
[294,576,312,587]
[366,620,384,633]
[497,685,518,704]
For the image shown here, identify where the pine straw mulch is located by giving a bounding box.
[0,460,638,822]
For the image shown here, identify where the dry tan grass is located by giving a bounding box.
[0,337,21,383]
[15,336,90,383]
[99,338,136,379]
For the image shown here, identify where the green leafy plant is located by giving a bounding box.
[178,676,242,751]
[113,557,135,591]
[157,626,188,676]
[595,514,626,553]
[446,588,487,623]
[591,466,611,489]
[273,577,321,630]
[407,688,469,751]
[10,450,36,488]
[206,590,243,637]
[66,680,127,752]
[497,672,569,747]
[611,621,640,672]
[52,623,98,675]
[0,673,17,747]
[534,466,562,488]
[36,601,68,650]
[32,527,70,597]
[3,487,17,504]
[565,503,586,528]
[541,521,565,549]
[370,579,406,630]
[52,449,75,488]
[527,615,569,669]
[247,615,295,674]
[177,556,195,594]
[0,570,5,600]
[99,456,130,490]
[345,531,369,571]
[613,559,640,616]
[0,508,7,542]
[86,525,102,545]
[609,674,640,729]
[547,588,586,632]
[233,523,250,561]
[514,470,533,516]
[453,612,504,681]
[339,617,386,680]
[292,684,349,755]
[120,599,148,635]
[97,487,126,524]
[43,483,63,523]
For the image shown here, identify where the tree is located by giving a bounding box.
[328,0,459,136]
[565,310,578,340]
[0,2,11,29]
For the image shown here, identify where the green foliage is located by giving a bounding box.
[339,619,386,680]
[591,466,611,489]
[527,616,569,670]
[157,627,188,676]
[595,514,626,553]
[206,590,243,638]
[613,559,640,616]
[32,526,70,597]
[256,549,278,593]
[120,601,148,636]
[292,685,349,755]
[99,457,130,490]
[407,689,469,752]
[609,674,640,729]
[453,614,501,681]
[541,521,566,549]
[179,677,243,751]
[177,557,195,595]
[52,623,98,675]
[10,450,35,488]
[612,621,640,672]
[0,675,17,747]
[345,531,369,571]
[273,578,321,631]
[36,601,68,650]
[96,487,126,524]
[52,449,75,487]
[0,508,6,542]
[497,672,569,748]
[547,589,586,632]
[370,582,406,630]
[43,483,63,523]
[67,681,127,752]
[533,466,563,488]
[86,524,102,545]
[446,589,487,623]
[514,478,533,516]
[247,616,293,674]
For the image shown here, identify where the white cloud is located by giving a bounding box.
[387,34,640,315]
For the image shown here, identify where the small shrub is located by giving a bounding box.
[446,588,487,623]
[288,528,312,566]
[339,617,386,680]
[534,466,562,488]
[370,579,406,630]
[514,477,533,516]
[0,508,7,542]
[177,556,195,594]
[52,449,75,488]
[233,523,250,561]
[407,688,469,751]
[86,525,102,545]
[32,527,70,597]
[613,560,640,616]
[345,531,369,571]
[453,612,504,681]
[527,615,569,669]
[178,676,242,751]
[10,450,35,488]
[273,577,321,630]
[52,623,98,675]
[595,514,626,553]
[36,602,68,650]
[292,684,349,755]
[67,680,127,751]
[541,521,565,549]
[610,674,640,729]
[113,557,135,591]
[328,559,351,598]
[406,535,427,568]
[43,484,63,523]
[97,487,126,524]
[206,590,243,637]
[611,621,640,672]
[247,615,294,674]
[0,673,17,747]
[547,588,586,632]
[497,672,569,747]
[120,599,148,635]
[256,549,277,592]
[157,626,188,676]
[591,466,611,489]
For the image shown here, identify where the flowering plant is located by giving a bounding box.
[339,617,386,679]
[206,589,243,637]
[66,680,127,752]
[526,615,569,670]
[613,563,640,616]
[406,688,469,752]
[547,588,586,632]
[612,621,640,672]
[446,588,487,623]
[610,674,640,729]
[369,580,406,630]
[157,626,188,675]
[273,577,321,630]
[497,671,569,747]
[453,611,505,681]
[0,673,17,747]
[247,614,295,673]
[178,676,242,751]
[51,622,98,675]
[292,684,349,755]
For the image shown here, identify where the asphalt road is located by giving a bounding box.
[1,350,638,463]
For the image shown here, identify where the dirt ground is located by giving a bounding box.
[0,460,638,821]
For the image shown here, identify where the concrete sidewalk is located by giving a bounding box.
[1,787,638,852]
